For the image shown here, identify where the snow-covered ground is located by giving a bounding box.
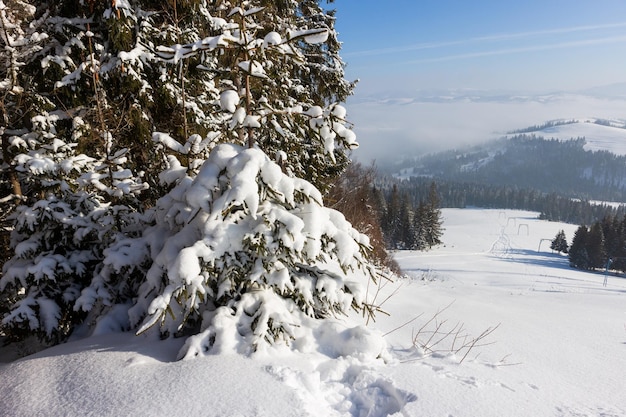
[513,119,626,156]
[2,208,625,416]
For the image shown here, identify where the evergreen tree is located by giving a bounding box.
[378,182,443,251]
[569,225,590,270]
[0,0,38,202]
[587,222,606,269]
[125,144,380,357]
[599,214,626,270]
[1,0,381,355]
[0,0,40,319]
[153,0,356,192]
[412,200,428,250]
[568,218,626,272]
[550,229,568,254]
[395,194,413,249]
[411,182,443,250]
[382,184,401,248]
[613,215,626,273]
[423,182,443,248]
[0,0,170,342]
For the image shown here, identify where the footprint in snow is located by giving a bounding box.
[267,360,417,417]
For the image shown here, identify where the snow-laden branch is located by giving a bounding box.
[126,144,377,357]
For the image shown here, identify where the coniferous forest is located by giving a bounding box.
[375,131,626,275]
[375,182,443,251]
[567,214,626,273]
[398,135,626,203]
[388,176,626,226]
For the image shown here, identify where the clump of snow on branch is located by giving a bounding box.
[0,0,370,355]
[0,192,104,341]
[153,5,358,180]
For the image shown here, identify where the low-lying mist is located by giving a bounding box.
[347,89,626,166]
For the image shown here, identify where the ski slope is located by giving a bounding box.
[1,208,625,416]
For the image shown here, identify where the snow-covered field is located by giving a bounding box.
[1,208,625,417]
[512,119,626,156]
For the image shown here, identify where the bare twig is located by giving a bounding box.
[458,323,500,363]
[403,302,503,365]
[363,271,396,325]
[382,312,423,337]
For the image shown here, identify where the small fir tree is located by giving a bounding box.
[550,229,568,254]
[122,144,380,357]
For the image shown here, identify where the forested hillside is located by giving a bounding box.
[404,135,626,202]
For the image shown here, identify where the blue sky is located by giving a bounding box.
[333,0,626,94]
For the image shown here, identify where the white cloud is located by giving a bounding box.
[343,22,626,59]
[406,35,626,64]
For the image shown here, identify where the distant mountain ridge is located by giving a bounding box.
[352,83,626,106]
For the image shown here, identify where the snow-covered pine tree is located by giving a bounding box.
[114,1,379,357]
[0,0,40,319]
[2,0,383,355]
[1,0,242,343]
[125,143,379,357]
[0,0,40,203]
[0,0,108,342]
[153,0,357,193]
[0,0,177,342]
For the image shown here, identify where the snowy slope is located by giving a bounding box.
[1,209,626,417]
[383,209,626,416]
[514,119,626,155]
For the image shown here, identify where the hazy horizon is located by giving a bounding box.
[346,87,626,165]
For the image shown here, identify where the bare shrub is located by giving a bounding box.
[387,302,503,364]
[326,162,400,274]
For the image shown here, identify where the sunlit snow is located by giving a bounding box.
[2,208,625,416]
[513,119,626,156]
